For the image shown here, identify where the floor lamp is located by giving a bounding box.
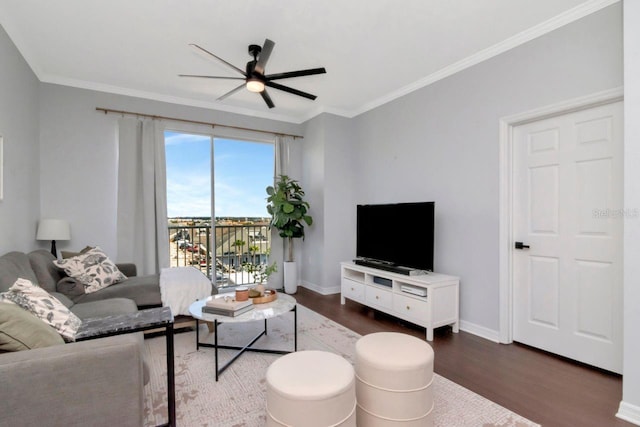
[36,219,71,258]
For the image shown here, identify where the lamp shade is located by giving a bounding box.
[36,219,71,241]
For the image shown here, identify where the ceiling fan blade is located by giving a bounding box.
[178,74,245,80]
[254,39,274,75]
[265,67,327,81]
[217,83,246,101]
[265,81,317,100]
[189,43,246,76]
[260,88,275,109]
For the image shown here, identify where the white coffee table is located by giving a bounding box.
[188,293,297,381]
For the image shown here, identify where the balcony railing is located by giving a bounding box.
[168,222,271,291]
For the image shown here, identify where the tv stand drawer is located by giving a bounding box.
[341,278,364,302]
[394,294,429,325]
[365,286,392,309]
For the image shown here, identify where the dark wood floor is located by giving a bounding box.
[293,287,631,427]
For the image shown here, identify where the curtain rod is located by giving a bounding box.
[95,107,303,139]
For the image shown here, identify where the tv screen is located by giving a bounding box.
[356,201,435,272]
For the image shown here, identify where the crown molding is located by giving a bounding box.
[347,0,620,118]
[42,73,305,123]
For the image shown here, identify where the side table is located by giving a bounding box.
[76,307,175,427]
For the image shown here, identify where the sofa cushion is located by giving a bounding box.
[72,274,162,308]
[53,247,127,294]
[0,278,81,342]
[0,252,39,293]
[0,302,64,351]
[49,291,74,309]
[115,263,137,278]
[56,276,86,298]
[70,298,138,320]
[28,250,65,293]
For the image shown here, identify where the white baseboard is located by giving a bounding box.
[459,320,501,343]
[617,401,640,425]
[300,281,340,295]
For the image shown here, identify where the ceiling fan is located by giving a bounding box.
[179,39,326,109]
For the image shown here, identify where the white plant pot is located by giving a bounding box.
[283,261,298,294]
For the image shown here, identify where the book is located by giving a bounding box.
[202,304,254,317]
[205,296,253,311]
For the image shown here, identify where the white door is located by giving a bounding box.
[512,101,623,373]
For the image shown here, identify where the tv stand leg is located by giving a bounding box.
[340,295,345,305]
[426,328,434,342]
[452,321,459,334]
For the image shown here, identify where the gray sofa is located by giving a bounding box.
[0,249,162,426]
[0,334,146,427]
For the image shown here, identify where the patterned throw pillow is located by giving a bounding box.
[0,278,81,342]
[53,246,127,294]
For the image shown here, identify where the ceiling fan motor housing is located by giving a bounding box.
[247,44,263,79]
[246,60,262,78]
[248,44,262,58]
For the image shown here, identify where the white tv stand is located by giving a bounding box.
[340,261,459,341]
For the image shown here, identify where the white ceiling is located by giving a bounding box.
[0,0,616,123]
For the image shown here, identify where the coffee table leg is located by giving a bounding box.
[214,319,219,382]
[166,323,175,427]
[264,319,268,335]
[195,319,200,350]
[294,305,298,351]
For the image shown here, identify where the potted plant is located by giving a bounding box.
[266,174,313,294]
[242,260,278,296]
[242,262,278,298]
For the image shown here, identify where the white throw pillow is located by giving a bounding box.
[0,278,81,342]
[54,246,127,294]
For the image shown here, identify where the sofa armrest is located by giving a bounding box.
[0,334,145,427]
[117,262,137,277]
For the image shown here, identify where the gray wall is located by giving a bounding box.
[321,114,357,292]
[300,114,325,292]
[301,113,356,294]
[0,24,40,254]
[320,3,623,334]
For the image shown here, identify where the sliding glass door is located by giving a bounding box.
[165,130,274,289]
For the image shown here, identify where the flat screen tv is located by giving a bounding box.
[356,201,435,272]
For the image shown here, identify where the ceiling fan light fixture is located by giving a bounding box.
[246,79,265,93]
[181,39,325,108]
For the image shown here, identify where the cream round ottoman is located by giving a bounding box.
[355,332,434,426]
[266,350,356,427]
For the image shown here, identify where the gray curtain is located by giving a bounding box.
[274,135,290,178]
[270,135,292,289]
[117,117,170,275]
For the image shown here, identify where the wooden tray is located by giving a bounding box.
[251,291,278,304]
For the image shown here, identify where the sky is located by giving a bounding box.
[165,131,274,218]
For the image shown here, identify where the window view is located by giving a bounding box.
[165,131,274,289]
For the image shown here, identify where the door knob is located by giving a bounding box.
[515,241,530,250]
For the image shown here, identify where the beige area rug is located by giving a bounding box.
[143,305,539,427]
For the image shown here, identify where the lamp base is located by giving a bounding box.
[50,240,57,258]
